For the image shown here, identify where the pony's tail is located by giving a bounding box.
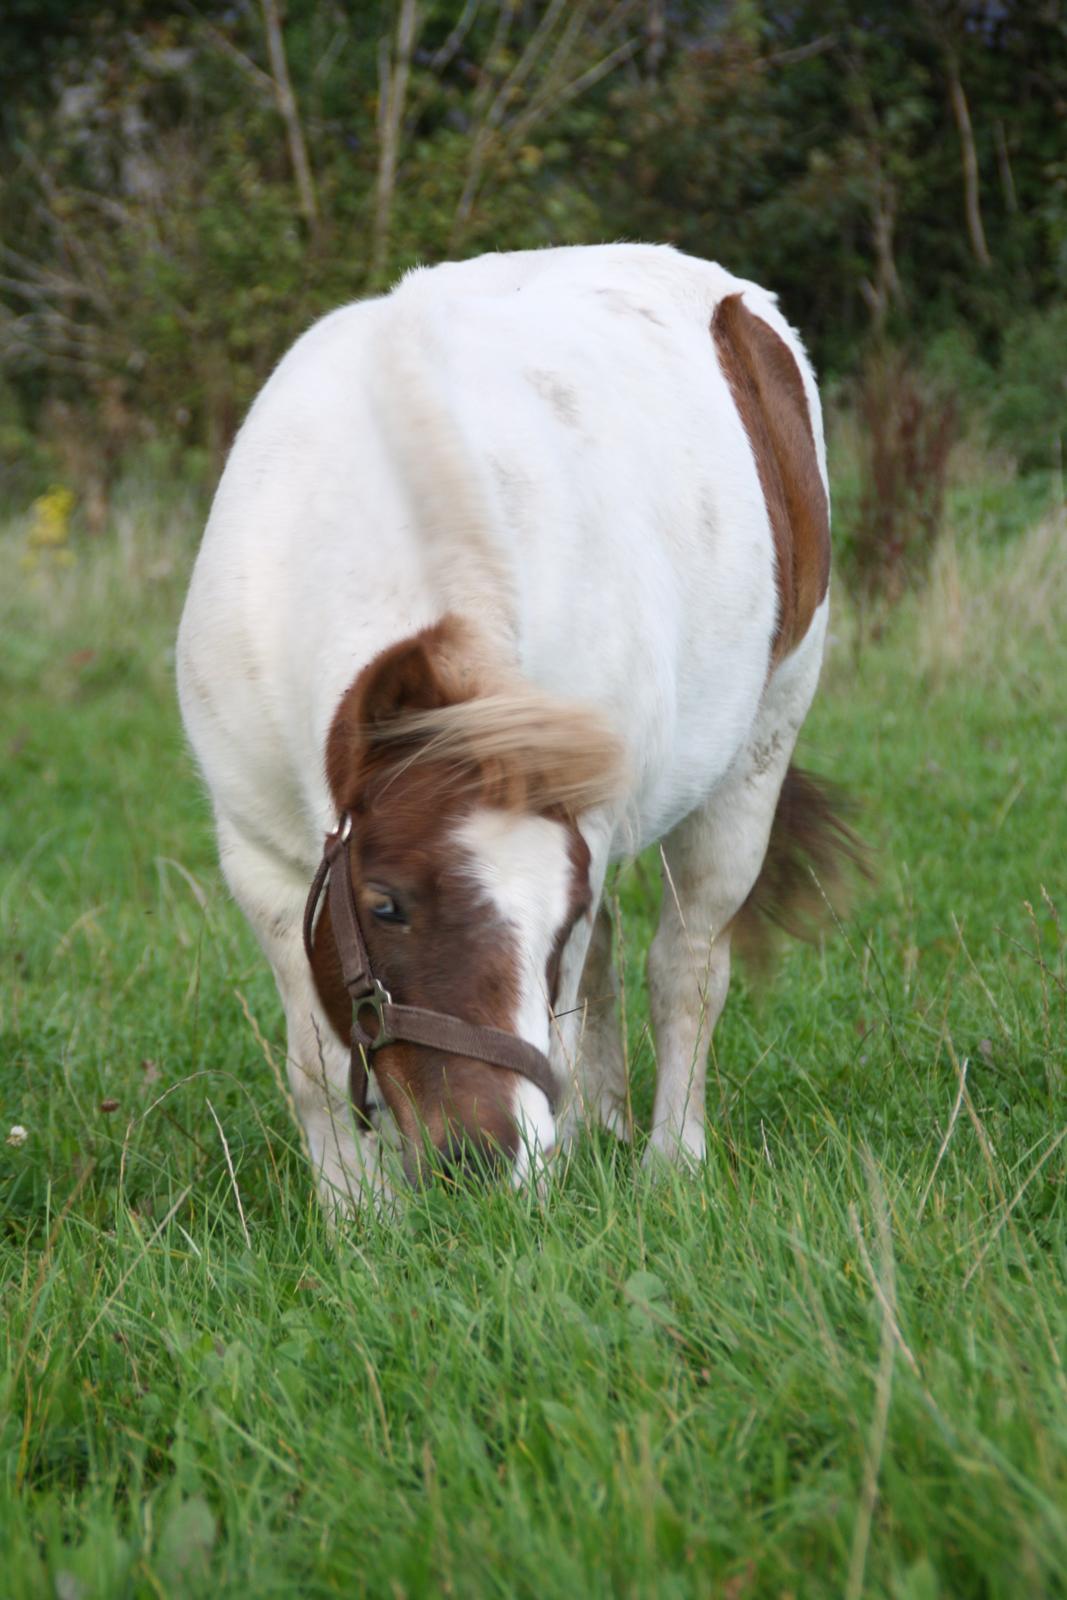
[733,765,869,971]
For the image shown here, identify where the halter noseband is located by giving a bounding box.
[302,815,560,1127]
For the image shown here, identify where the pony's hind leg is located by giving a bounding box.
[646,626,826,1164]
[646,803,754,1165]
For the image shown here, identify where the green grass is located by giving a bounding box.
[2,467,1065,1599]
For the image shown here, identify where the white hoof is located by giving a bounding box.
[643,1120,706,1169]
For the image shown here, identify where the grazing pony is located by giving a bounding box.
[177,244,853,1211]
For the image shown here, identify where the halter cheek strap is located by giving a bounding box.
[302,816,560,1124]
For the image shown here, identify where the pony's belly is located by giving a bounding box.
[622,693,770,853]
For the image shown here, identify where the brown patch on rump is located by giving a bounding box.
[711,294,830,664]
[311,617,609,1177]
[732,764,869,971]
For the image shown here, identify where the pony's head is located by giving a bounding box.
[309,618,624,1185]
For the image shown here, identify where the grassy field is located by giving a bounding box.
[1,456,1065,1599]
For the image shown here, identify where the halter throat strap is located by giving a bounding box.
[302,818,560,1123]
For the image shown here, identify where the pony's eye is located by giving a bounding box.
[367,890,407,925]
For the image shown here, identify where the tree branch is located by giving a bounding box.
[993,116,1017,215]
[449,0,640,248]
[260,0,321,243]
[757,33,837,71]
[946,50,991,268]
[176,0,276,96]
[370,0,420,285]
[429,0,482,71]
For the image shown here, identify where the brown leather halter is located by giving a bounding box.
[302,815,560,1127]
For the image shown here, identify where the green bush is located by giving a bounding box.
[921,327,995,426]
[988,304,1067,472]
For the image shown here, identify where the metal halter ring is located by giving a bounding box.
[353,979,395,1051]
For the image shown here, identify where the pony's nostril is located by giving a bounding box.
[433,1129,506,1187]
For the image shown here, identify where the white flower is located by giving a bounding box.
[7,1125,28,1147]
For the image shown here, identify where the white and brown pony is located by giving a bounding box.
[177,244,854,1211]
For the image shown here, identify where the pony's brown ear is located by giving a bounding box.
[325,623,463,806]
[357,632,453,728]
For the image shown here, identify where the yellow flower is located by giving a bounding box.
[28,486,76,548]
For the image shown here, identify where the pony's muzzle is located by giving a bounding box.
[402,1123,511,1189]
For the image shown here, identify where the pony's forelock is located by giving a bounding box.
[370,689,627,814]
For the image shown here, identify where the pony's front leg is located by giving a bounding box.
[546,817,627,1151]
[219,826,393,1219]
[560,901,630,1143]
[276,947,395,1221]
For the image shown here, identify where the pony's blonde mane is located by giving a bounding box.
[373,687,627,814]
